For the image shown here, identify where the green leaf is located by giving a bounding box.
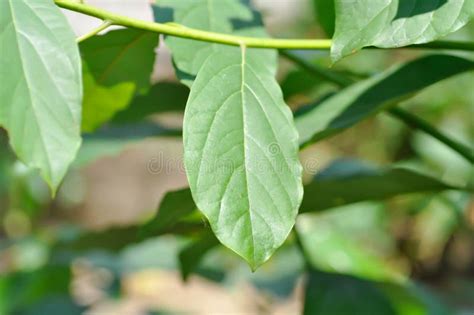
[296,55,474,145]
[0,266,74,314]
[112,82,189,123]
[0,0,82,192]
[332,0,474,61]
[153,0,269,86]
[300,159,460,213]
[80,29,159,132]
[313,0,335,37]
[184,46,303,269]
[56,189,203,252]
[179,231,220,281]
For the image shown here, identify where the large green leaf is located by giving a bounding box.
[332,0,474,61]
[184,46,303,269]
[80,29,158,132]
[153,0,269,86]
[296,55,474,146]
[0,0,82,192]
[300,159,461,213]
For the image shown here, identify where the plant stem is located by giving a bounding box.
[388,107,474,163]
[281,52,474,163]
[279,50,353,87]
[76,20,113,43]
[55,0,474,52]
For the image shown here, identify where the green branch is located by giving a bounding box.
[55,0,474,52]
[281,52,474,163]
[388,107,474,163]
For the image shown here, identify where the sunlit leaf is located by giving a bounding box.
[0,0,82,192]
[332,0,474,61]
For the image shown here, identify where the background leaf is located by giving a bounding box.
[296,55,474,145]
[300,159,461,213]
[80,29,159,132]
[178,231,220,281]
[0,0,82,192]
[313,0,336,37]
[112,82,189,123]
[153,0,270,86]
[332,0,474,61]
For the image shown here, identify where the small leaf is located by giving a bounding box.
[0,0,82,192]
[80,29,159,132]
[184,47,303,269]
[296,55,474,145]
[300,159,460,213]
[332,0,474,61]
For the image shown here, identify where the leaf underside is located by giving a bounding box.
[184,46,303,269]
[0,0,82,191]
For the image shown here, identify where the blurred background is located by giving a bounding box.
[0,0,473,314]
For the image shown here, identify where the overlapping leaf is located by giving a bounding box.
[80,29,159,132]
[332,0,474,61]
[296,55,474,145]
[0,0,82,192]
[153,0,272,86]
[184,46,303,269]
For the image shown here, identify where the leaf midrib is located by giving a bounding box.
[239,45,257,265]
